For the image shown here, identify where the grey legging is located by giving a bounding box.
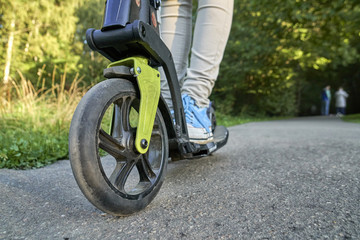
[159,0,234,109]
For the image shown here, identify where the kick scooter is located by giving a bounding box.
[69,0,229,216]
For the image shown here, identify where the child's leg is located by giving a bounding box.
[182,0,234,108]
[159,0,193,109]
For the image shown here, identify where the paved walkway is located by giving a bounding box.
[1,116,359,239]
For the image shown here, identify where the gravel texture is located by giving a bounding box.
[0,116,359,239]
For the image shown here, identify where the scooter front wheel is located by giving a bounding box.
[69,78,168,216]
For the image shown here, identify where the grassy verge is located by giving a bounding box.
[0,74,289,169]
[216,112,290,127]
[342,114,360,124]
[0,72,87,169]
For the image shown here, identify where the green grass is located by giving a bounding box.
[0,73,86,169]
[216,112,290,127]
[0,116,69,169]
[342,114,360,123]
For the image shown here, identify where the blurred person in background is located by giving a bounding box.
[321,85,331,116]
[335,87,349,116]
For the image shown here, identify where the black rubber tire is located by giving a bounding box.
[69,78,168,216]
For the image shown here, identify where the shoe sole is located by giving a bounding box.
[189,136,214,145]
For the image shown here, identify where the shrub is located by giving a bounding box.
[0,71,87,169]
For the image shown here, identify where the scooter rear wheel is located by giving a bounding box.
[69,78,168,216]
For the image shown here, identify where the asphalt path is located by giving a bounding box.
[1,116,359,239]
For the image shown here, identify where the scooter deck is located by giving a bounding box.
[187,125,229,159]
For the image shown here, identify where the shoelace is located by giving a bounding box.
[182,95,211,133]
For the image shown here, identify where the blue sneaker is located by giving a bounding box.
[182,94,213,144]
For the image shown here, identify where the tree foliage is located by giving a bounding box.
[1,0,359,115]
[215,0,360,115]
[0,0,106,85]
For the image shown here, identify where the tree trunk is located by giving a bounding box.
[3,19,16,85]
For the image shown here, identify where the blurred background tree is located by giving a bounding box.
[0,0,106,87]
[215,0,360,116]
[1,0,359,116]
